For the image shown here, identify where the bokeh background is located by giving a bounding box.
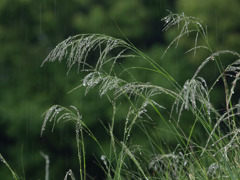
[1,0,240,179]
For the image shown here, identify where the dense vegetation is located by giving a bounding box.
[1,0,240,179]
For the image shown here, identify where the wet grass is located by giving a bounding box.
[2,11,240,179]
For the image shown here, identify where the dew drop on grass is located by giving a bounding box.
[101,155,107,166]
[184,161,187,166]
[163,17,171,24]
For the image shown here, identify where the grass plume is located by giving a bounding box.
[2,10,240,179]
[39,11,240,179]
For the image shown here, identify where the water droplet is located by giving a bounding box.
[184,161,187,166]
[164,17,171,23]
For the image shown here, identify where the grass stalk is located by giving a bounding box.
[38,11,240,179]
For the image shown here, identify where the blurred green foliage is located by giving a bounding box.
[0,0,240,179]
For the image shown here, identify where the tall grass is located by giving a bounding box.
[2,11,240,179]
[0,153,19,180]
[40,11,240,179]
